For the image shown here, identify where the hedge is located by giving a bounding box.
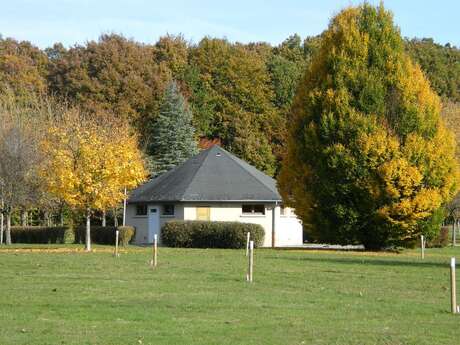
[10,226,74,244]
[74,226,135,246]
[161,221,265,248]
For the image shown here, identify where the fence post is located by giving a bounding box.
[246,232,250,256]
[150,234,158,268]
[421,235,425,259]
[453,222,457,247]
[247,240,254,283]
[451,257,457,314]
[114,230,119,257]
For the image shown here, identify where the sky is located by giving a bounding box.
[1,0,459,48]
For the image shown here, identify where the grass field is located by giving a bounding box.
[1,244,460,345]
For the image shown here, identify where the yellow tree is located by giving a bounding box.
[41,109,146,251]
[279,4,459,249]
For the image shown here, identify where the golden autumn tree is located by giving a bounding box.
[279,3,459,249]
[41,109,146,251]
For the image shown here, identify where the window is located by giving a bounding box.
[162,204,175,216]
[136,204,147,216]
[242,204,265,215]
[196,207,210,220]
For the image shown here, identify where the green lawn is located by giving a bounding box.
[1,245,460,345]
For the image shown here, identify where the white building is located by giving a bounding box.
[126,145,303,247]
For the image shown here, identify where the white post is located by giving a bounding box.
[122,187,127,227]
[0,211,3,245]
[451,257,457,314]
[421,235,425,259]
[0,197,3,245]
[247,240,254,282]
[246,232,250,256]
[0,183,3,245]
[114,230,119,257]
[151,234,158,268]
[453,222,457,247]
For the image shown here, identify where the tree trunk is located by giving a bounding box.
[113,208,118,227]
[43,211,48,227]
[21,210,27,227]
[60,210,64,226]
[5,212,11,245]
[85,209,91,251]
[102,209,106,227]
[123,187,127,226]
[0,211,3,245]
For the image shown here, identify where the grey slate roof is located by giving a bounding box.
[128,145,282,203]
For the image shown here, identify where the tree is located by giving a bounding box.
[0,92,46,244]
[279,4,459,249]
[146,81,198,175]
[46,34,172,146]
[40,110,146,251]
[0,37,48,101]
[189,38,279,175]
[442,101,460,161]
[405,38,460,102]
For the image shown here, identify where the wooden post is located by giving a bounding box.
[150,234,158,268]
[421,235,425,259]
[453,222,456,247]
[451,257,457,314]
[246,232,250,256]
[114,230,119,257]
[247,240,254,282]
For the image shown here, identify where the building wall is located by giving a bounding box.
[126,202,303,247]
[127,203,184,244]
[183,203,274,247]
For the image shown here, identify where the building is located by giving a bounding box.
[126,145,303,247]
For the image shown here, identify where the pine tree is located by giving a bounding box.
[147,81,198,175]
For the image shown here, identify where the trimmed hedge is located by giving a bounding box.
[161,221,265,248]
[75,226,135,246]
[10,226,74,244]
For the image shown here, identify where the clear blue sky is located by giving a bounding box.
[1,0,459,48]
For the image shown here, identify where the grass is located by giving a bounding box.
[1,244,460,345]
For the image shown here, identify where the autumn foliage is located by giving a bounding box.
[40,110,146,250]
[279,4,459,249]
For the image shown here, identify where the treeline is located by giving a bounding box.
[1,33,458,175]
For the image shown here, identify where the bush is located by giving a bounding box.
[117,226,135,246]
[74,226,135,246]
[427,226,450,248]
[10,226,74,244]
[161,221,265,248]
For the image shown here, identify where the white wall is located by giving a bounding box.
[183,203,274,247]
[126,203,184,243]
[127,202,303,247]
[276,207,303,246]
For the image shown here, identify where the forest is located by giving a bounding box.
[0,17,459,247]
[1,33,458,176]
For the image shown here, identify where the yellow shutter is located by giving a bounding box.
[196,207,211,220]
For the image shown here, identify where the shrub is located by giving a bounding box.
[427,226,450,248]
[161,221,264,248]
[10,226,74,244]
[117,226,135,246]
[74,226,135,246]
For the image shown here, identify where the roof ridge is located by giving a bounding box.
[180,147,213,201]
[219,147,280,199]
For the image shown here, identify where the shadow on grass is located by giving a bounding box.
[277,254,450,269]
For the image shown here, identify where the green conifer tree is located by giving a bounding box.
[279,3,459,249]
[147,81,198,175]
